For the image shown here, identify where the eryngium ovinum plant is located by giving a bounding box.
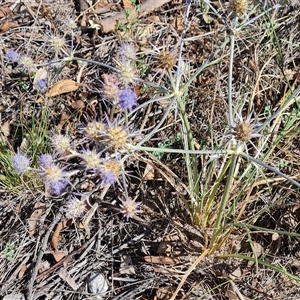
[7,0,300,297]
[9,40,142,221]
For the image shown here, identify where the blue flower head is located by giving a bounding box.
[35,78,48,91]
[119,197,141,221]
[118,88,137,111]
[38,154,54,169]
[11,148,30,174]
[49,178,69,196]
[118,43,136,62]
[6,50,20,63]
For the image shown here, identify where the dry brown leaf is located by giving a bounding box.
[143,162,162,180]
[52,250,66,262]
[145,15,160,23]
[51,221,68,251]
[0,121,10,137]
[46,79,80,98]
[18,263,28,279]
[57,111,70,130]
[0,21,18,32]
[173,14,183,31]
[224,290,240,300]
[95,0,109,9]
[0,6,11,18]
[143,256,180,265]
[28,202,45,237]
[68,99,85,112]
[36,79,80,103]
[122,0,133,8]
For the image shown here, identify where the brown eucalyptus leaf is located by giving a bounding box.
[45,79,80,98]
[0,21,18,32]
[51,221,67,251]
[143,256,180,265]
[52,250,66,262]
[28,202,45,237]
[0,6,11,18]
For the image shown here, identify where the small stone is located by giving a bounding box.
[87,273,109,299]
[3,293,25,300]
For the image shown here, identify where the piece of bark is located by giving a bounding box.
[96,0,172,33]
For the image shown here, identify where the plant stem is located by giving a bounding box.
[210,154,238,247]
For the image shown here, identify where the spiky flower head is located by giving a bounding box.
[85,121,106,142]
[38,154,54,169]
[118,43,136,62]
[157,50,177,70]
[119,197,141,221]
[64,196,87,219]
[11,148,31,174]
[19,56,35,71]
[102,74,120,101]
[40,163,69,195]
[106,125,129,150]
[51,134,71,154]
[64,18,77,32]
[49,178,69,195]
[80,148,101,170]
[116,59,136,86]
[233,121,253,142]
[229,0,248,14]
[118,88,137,111]
[50,36,65,52]
[100,159,122,185]
[6,50,20,63]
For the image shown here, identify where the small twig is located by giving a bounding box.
[27,211,62,300]
[36,228,101,281]
[169,248,210,300]
[9,0,21,12]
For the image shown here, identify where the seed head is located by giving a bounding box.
[118,43,136,62]
[64,18,77,32]
[50,36,65,52]
[64,196,87,219]
[157,50,176,70]
[80,148,101,170]
[85,121,106,142]
[11,148,31,174]
[49,178,69,195]
[51,134,71,154]
[38,154,54,169]
[234,121,253,142]
[119,197,141,221]
[107,126,129,150]
[100,159,122,185]
[19,56,35,71]
[116,60,136,85]
[40,163,69,195]
[229,0,248,14]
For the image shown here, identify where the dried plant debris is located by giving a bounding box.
[1,1,300,300]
